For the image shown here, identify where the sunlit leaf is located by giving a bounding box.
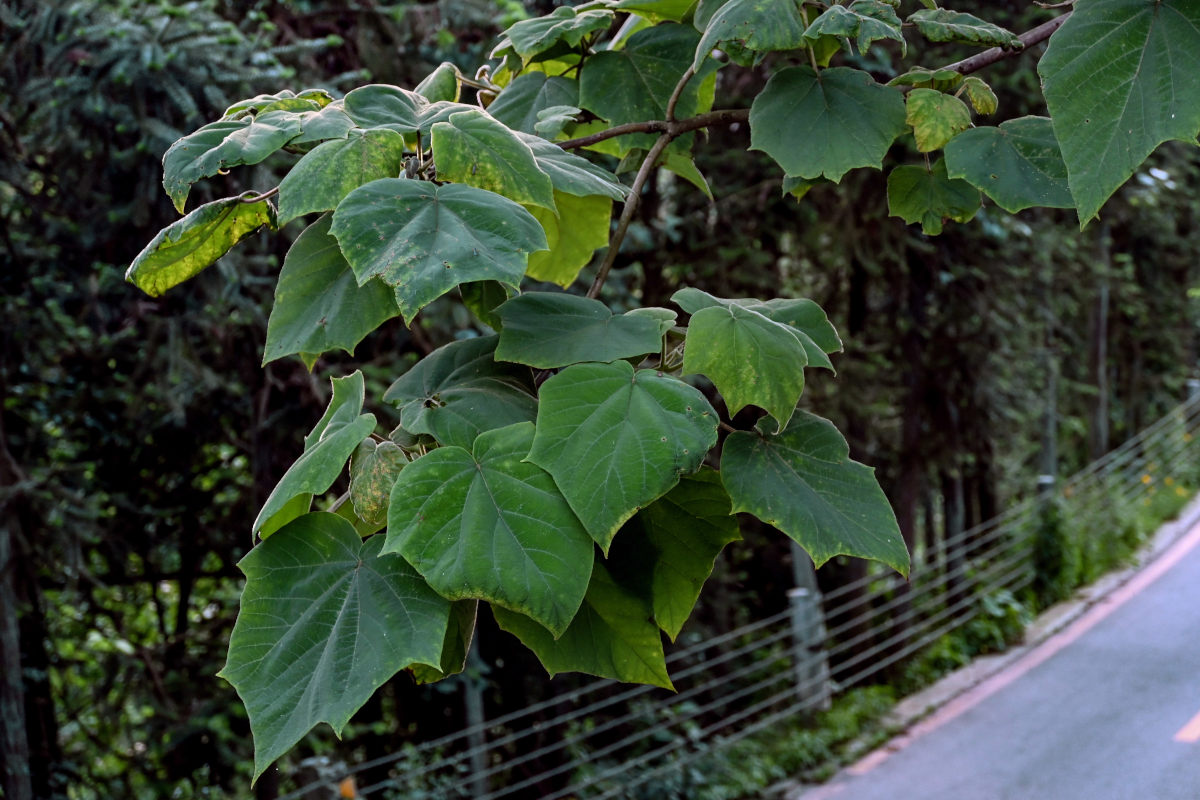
[525,193,613,287]
[431,110,555,209]
[906,88,971,153]
[277,130,407,225]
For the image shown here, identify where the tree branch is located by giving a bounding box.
[587,132,675,299]
[943,13,1071,76]
[558,108,750,151]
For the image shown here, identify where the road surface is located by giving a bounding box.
[800,521,1200,800]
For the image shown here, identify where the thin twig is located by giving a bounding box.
[943,13,1071,75]
[719,421,738,434]
[558,109,750,151]
[586,132,674,299]
[665,66,695,123]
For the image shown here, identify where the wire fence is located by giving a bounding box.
[282,394,1200,800]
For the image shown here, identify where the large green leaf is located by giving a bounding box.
[495,292,675,368]
[162,111,302,212]
[342,85,424,134]
[722,412,909,575]
[693,0,810,70]
[263,215,401,367]
[907,8,1021,49]
[500,6,615,60]
[253,372,377,535]
[606,469,740,640]
[887,158,980,235]
[525,192,613,287]
[431,110,555,209]
[749,66,907,182]
[350,439,408,526]
[219,513,451,782]
[126,196,275,297]
[802,1,905,56]
[289,103,357,150]
[386,422,593,636]
[415,62,461,103]
[517,133,630,201]
[906,88,971,153]
[682,302,808,430]
[944,116,1073,213]
[672,288,840,368]
[488,74,580,135]
[1039,0,1200,225]
[330,179,548,322]
[277,130,407,225]
[528,361,718,550]
[492,562,673,688]
[383,335,537,449]
[579,24,714,153]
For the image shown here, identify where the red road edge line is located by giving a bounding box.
[805,518,1200,799]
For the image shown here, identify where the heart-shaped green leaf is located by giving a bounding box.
[493,561,673,688]
[343,84,424,133]
[415,62,461,103]
[219,512,451,782]
[672,288,840,368]
[528,361,718,550]
[382,335,537,449]
[606,469,740,640]
[887,158,980,235]
[682,302,808,430]
[694,0,810,70]
[499,6,614,61]
[1039,0,1200,225]
[254,371,377,535]
[386,422,594,636]
[277,130,407,225]
[431,110,555,209]
[162,111,302,212]
[579,24,715,154]
[802,1,905,57]
[330,179,548,322]
[496,292,675,368]
[906,88,971,153]
[944,116,1073,213]
[263,214,401,367]
[750,66,907,182]
[722,412,909,575]
[126,196,275,297]
[488,74,580,135]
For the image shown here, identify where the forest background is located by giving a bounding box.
[2,0,1198,797]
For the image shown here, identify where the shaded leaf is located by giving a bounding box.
[411,600,478,684]
[254,371,377,535]
[460,281,514,330]
[944,116,1073,213]
[528,361,718,550]
[415,62,461,103]
[162,111,301,212]
[488,73,580,135]
[500,6,614,60]
[887,66,963,92]
[961,76,997,116]
[525,193,613,287]
[263,215,401,367]
[750,66,906,182]
[518,133,630,200]
[535,105,583,139]
[330,179,548,322]
[277,130,407,225]
[431,110,555,209]
[126,196,275,297]
[225,89,333,119]
[722,412,909,574]
[493,562,673,688]
[606,469,740,639]
[343,84,424,134]
[802,1,905,57]
[672,288,840,366]
[887,158,980,235]
[496,292,675,368]
[289,102,357,150]
[350,439,408,526]
[383,335,537,449]
[1039,0,1200,224]
[906,88,971,153]
[219,513,451,782]
[386,422,593,636]
[907,8,1021,49]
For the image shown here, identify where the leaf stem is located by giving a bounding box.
[665,66,696,122]
[239,187,279,203]
[587,131,674,299]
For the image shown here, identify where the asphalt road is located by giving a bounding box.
[800,522,1200,800]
